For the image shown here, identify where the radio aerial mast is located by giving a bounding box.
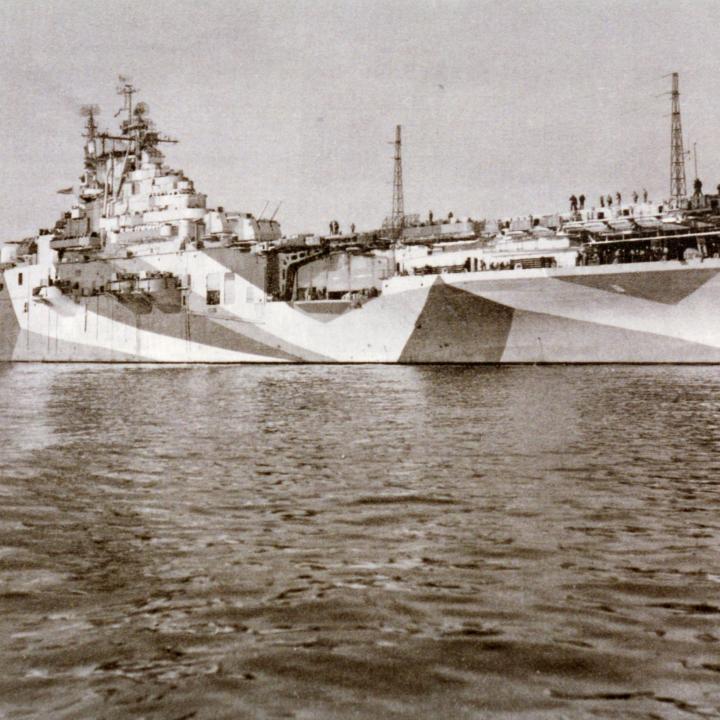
[390,125,404,240]
[669,72,687,204]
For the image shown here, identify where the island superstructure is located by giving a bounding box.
[2,75,720,363]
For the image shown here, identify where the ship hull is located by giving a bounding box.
[3,258,720,363]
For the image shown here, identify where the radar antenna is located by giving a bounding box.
[134,101,149,119]
[80,104,100,141]
[115,75,137,127]
[79,104,101,173]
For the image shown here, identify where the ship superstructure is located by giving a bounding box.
[2,77,720,363]
[53,83,281,258]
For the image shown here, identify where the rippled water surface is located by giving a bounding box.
[1,364,720,719]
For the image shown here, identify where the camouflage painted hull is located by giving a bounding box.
[3,255,720,363]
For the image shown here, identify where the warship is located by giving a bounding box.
[2,75,720,363]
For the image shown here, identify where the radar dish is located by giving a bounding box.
[134,102,149,117]
[116,75,136,94]
[80,104,101,117]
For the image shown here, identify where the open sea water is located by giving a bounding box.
[1,363,720,719]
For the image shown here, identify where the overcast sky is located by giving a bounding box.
[1,0,720,240]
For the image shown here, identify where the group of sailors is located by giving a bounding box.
[570,189,650,212]
[327,220,357,236]
[568,194,586,212]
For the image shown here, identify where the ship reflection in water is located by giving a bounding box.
[1,364,720,718]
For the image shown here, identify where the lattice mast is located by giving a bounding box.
[670,72,687,204]
[391,125,404,239]
[80,104,100,181]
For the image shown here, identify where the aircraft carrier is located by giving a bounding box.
[2,75,720,363]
